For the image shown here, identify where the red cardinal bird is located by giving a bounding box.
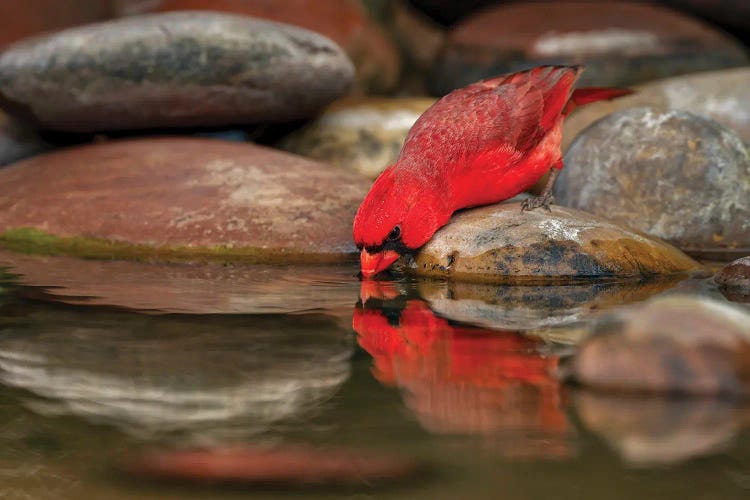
[353,65,632,278]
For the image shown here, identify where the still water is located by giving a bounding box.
[0,251,748,499]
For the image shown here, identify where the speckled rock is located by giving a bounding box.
[408,202,700,283]
[415,277,686,333]
[114,0,399,94]
[124,445,424,486]
[0,308,351,439]
[557,108,750,259]
[430,1,748,95]
[0,12,354,132]
[0,112,50,166]
[563,67,750,150]
[0,0,114,50]
[567,295,750,396]
[574,391,749,466]
[715,256,750,288]
[0,138,370,263]
[279,97,436,178]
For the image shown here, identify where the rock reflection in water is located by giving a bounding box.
[416,276,687,334]
[0,308,352,442]
[353,284,572,459]
[574,391,750,466]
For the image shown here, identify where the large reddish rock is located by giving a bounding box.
[114,0,399,94]
[0,12,354,132]
[0,0,114,50]
[0,138,370,263]
[430,1,748,95]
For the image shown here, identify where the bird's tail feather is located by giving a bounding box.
[563,87,634,115]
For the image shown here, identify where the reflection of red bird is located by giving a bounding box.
[353,65,632,277]
[353,299,569,451]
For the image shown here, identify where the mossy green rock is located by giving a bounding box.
[409,202,700,283]
[0,137,370,263]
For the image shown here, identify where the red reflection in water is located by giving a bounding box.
[354,291,571,457]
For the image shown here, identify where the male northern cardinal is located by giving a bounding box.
[353,65,632,278]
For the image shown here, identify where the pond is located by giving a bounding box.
[0,253,748,499]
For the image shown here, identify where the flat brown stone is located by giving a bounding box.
[430,1,748,94]
[409,202,700,283]
[0,137,370,263]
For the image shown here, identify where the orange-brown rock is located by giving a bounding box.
[0,138,370,263]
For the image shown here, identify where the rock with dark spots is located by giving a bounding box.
[714,257,750,288]
[114,0,398,94]
[567,295,750,396]
[0,0,114,50]
[279,97,436,178]
[0,307,352,439]
[563,68,750,150]
[408,202,700,283]
[415,276,686,334]
[557,108,750,259]
[574,391,750,466]
[430,1,748,95]
[0,112,50,166]
[0,138,370,263]
[0,12,354,132]
[125,445,425,486]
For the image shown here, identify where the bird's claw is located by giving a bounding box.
[520,194,555,213]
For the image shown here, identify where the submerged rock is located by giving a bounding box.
[715,256,750,289]
[0,112,49,166]
[430,1,748,95]
[0,12,354,132]
[279,97,436,178]
[409,202,700,283]
[558,108,750,259]
[563,67,750,149]
[0,138,370,263]
[124,445,425,486]
[567,295,750,396]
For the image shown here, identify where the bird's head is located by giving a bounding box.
[353,166,451,278]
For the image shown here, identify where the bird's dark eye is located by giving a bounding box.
[387,225,401,241]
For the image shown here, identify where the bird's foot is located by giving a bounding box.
[521,193,555,212]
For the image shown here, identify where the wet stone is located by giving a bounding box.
[715,256,750,288]
[567,295,750,396]
[430,1,748,95]
[0,112,50,167]
[0,137,370,263]
[0,12,354,132]
[557,107,750,259]
[408,202,700,283]
[279,97,436,179]
[563,67,750,150]
[114,0,399,94]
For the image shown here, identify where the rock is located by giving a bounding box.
[0,138,370,263]
[0,0,114,50]
[278,97,436,178]
[714,256,750,288]
[0,112,50,166]
[654,0,750,36]
[353,298,572,457]
[574,391,750,466]
[0,250,358,315]
[0,12,354,132]
[114,0,398,94]
[124,445,425,486]
[430,1,748,95]
[557,108,750,259]
[567,295,750,396]
[0,307,352,439]
[415,277,686,334]
[563,67,750,150]
[408,202,700,283]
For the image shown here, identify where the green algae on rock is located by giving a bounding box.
[408,202,700,283]
[566,295,750,397]
[0,11,354,132]
[279,97,436,179]
[558,108,750,259]
[0,137,370,263]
